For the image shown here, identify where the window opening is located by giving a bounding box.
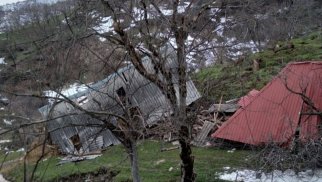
[70,134,82,153]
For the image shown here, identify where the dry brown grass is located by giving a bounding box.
[25,142,58,163]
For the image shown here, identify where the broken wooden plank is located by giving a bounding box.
[207,104,239,113]
[160,146,180,152]
[192,121,215,147]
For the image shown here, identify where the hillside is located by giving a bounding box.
[1,1,322,181]
[195,30,322,101]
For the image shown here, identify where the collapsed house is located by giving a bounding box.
[212,61,322,146]
[39,57,201,154]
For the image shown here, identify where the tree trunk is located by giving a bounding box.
[179,125,195,182]
[128,141,141,182]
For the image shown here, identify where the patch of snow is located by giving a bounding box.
[227,148,236,153]
[5,150,14,155]
[177,2,189,13]
[0,96,9,102]
[0,0,26,6]
[0,57,7,65]
[98,37,106,42]
[16,148,25,152]
[3,119,14,125]
[223,166,231,170]
[36,0,63,4]
[0,107,4,110]
[130,21,136,28]
[254,14,269,20]
[210,8,221,15]
[0,140,11,144]
[89,10,99,18]
[160,8,172,15]
[218,169,322,182]
[133,7,153,21]
[0,174,9,182]
[93,16,114,34]
[215,17,226,36]
[158,3,189,15]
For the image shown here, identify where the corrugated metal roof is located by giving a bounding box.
[40,56,201,154]
[238,89,259,107]
[212,61,322,146]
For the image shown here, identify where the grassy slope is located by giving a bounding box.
[195,31,322,101]
[3,140,250,182]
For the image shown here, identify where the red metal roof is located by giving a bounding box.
[212,62,322,146]
[238,89,260,107]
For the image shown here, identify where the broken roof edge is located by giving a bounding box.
[38,56,201,117]
[212,61,322,139]
[38,64,134,116]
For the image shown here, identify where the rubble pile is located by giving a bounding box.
[192,102,239,146]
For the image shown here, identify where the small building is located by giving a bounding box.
[212,61,322,146]
[39,57,201,154]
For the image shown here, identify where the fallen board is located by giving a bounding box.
[192,121,215,147]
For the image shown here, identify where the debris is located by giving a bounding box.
[169,167,173,172]
[155,159,165,165]
[207,104,239,113]
[191,97,237,146]
[161,146,179,152]
[58,154,102,165]
[192,121,215,147]
[227,148,236,153]
[171,140,179,146]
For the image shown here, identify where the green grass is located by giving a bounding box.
[3,140,251,182]
[194,30,322,101]
[251,31,322,65]
[0,150,24,163]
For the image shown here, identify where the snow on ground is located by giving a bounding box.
[0,174,9,182]
[0,140,11,144]
[0,0,25,6]
[3,119,14,125]
[0,57,7,65]
[131,1,190,21]
[16,148,25,152]
[159,2,189,15]
[219,169,322,182]
[0,140,12,153]
[214,17,226,37]
[93,16,114,41]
